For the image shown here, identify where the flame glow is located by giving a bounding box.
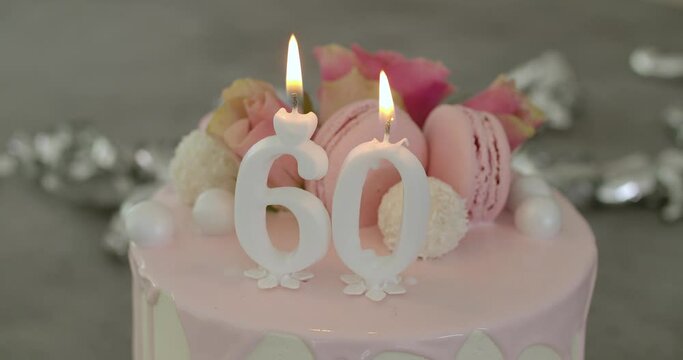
[379,70,395,126]
[286,34,303,98]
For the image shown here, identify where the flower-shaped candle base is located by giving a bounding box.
[340,274,407,302]
[244,267,314,290]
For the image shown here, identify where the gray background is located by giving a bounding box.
[1,0,682,359]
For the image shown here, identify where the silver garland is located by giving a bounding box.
[0,121,175,259]
[1,50,681,260]
[630,47,683,79]
[512,49,683,222]
[0,121,175,208]
[508,51,580,130]
[664,105,683,147]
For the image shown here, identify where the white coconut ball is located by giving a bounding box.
[170,130,240,205]
[193,188,235,236]
[378,177,468,259]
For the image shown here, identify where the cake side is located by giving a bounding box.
[129,186,596,360]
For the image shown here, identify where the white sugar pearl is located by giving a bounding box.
[193,188,235,236]
[514,196,561,239]
[124,201,174,247]
[508,175,552,210]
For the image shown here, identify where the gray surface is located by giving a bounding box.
[1,0,682,359]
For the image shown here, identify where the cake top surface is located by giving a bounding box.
[132,186,596,343]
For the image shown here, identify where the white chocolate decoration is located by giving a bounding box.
[515,196,562,239]
[379,177,468,259]
[571,333,582,360]
[246,333,314,360]
[192,188,235,236]
[456,330,504,360]
[508,174,562,239]
[374,352,427,360]
[153,292,190,360]
[517,344,561,360]
[125,201,174,247]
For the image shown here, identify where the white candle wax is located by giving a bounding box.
[332,138,430,292]
[234,108,330,289]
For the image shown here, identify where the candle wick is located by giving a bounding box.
[383,116,393,142]
[290,93,302,114]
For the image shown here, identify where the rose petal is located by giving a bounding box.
[228,119,302,188]
[318,68,380,121]
[222,78,277,102]
[497,114,536,151]
[224,119,250,150]
[207,78,277,138]
[464,78,521,115]
[269,155,303,188]
[401,79,453,128]
[314,44,358,81]
[244,91,285,129]
[315,44,453,126]
[464,75,546,150]
[231,112,274,157]
[353,44,454,126]
[208,77,301,188]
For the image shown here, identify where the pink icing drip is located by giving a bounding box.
[130,186,596,360]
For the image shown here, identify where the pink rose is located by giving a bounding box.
[206,78,302,188]
[464,75,545,150]
[314,44,454,126]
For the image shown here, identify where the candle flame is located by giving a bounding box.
[379,70,395,138]
[286,34,303,103]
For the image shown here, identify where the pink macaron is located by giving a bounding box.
[423,105,511,223]
[306,99,428,227]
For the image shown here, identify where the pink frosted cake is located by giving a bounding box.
[126,43,596,360]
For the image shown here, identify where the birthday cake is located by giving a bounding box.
[126,39,597,360]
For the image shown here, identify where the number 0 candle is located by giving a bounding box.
[234,35,330,290]
[332,71,430,302]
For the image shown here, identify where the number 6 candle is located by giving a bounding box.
[332,71,430,302]
[234,35,330,290]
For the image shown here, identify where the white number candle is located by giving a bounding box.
[332,71,430,302]
[234,35,330,290]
